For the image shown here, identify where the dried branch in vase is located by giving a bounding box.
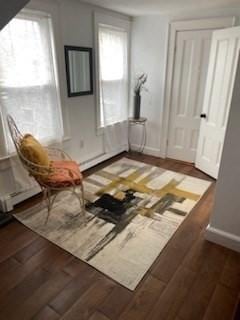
[134,73,148,95]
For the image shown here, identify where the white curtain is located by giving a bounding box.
[98,25,129,153]
[0,11,63,192]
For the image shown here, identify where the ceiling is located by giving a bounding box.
[81,0,240,16]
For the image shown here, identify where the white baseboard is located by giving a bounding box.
[0,185,41,212]
[0,194,13,212]
[130,144,163,158]
[80,147,127,171]
[205,224,240,252]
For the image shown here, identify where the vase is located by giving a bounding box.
[134,93,141,119]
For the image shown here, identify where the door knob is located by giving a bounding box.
[200,113,207,118]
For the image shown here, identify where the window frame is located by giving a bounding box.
[94,12,131,135]
[0,8,63,159]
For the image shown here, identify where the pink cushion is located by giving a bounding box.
[44,160,83,188]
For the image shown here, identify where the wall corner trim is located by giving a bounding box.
[205,224,240,253]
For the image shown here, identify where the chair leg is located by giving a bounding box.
[43,189,59,225]
[45,188,53,225]
[43,184,86,226]
[41,187,47,207]
[72,183,86,224]
[80,182,86,223]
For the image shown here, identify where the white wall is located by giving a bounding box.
[0,0,130,201]
[130,16,168,156]
[53,0,104,164]
[27,0,130,165]
[130,7,240,252]
[130,7,240,157]
[206,53,240,252]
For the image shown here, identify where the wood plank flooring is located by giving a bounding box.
[0,152,240,320]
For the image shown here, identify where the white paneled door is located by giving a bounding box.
[195,26,240,178]
[167,29,212,162]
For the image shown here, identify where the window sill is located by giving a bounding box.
[96,119,129,136]
[0,135,72,163]
[62,135,72,142]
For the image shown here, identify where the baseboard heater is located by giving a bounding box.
[0,186,41,212]
[0,147,127,213]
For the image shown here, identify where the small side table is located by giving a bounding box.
[128,117,147,153]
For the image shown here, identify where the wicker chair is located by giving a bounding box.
[7,115,86,224]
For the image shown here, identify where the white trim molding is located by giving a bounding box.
[80,146,128,171]
[160,16,236,159]
[130,144,162,158]
[205,224,240,252]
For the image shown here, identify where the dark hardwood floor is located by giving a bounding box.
[0,152,240,320]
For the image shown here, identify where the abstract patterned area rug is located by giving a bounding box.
[15,158,211,290]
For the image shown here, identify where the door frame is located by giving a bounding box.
[160,17,235,159]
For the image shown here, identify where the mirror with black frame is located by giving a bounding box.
[64,46,93,97]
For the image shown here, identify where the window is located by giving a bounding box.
[0,10,63,155]
[97,23,129,128]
